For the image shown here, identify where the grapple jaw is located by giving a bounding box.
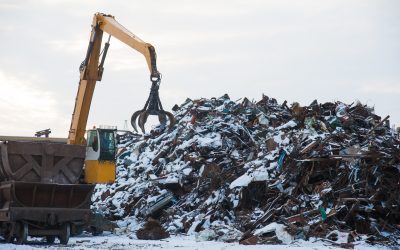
[131,80,176,134]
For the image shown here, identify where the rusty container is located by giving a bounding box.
[0,181,94,223]
[0,141,93,243]
[0,141,85,184]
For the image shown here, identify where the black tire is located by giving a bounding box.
[4,232,15,243]
[4,224,15,243]
[91,226,103,236]
[15,222,28,244]
[59,223,70,245]
[46,235,56,244]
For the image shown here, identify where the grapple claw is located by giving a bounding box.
[164,111,176,131]
[131,78,176,134]
[138,111,150,134]
[131,110,143,133]
[131,110,176,134]
[158,113,167,127]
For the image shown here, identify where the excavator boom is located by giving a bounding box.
[67,13,174,145]
[95,14,158,76]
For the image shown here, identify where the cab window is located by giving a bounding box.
[99,130,116,161]
[87,130,98,152]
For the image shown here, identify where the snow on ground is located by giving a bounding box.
[0,234,394,250]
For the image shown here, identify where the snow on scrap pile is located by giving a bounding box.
[92,94,400,247]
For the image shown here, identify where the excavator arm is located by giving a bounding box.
[94,14,160,80]
[68,13,173,145]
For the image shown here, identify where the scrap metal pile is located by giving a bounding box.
[92,94,400,247]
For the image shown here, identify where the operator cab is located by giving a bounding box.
[84,127,117,184]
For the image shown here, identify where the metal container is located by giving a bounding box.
[0,181,94,222]
[0,141,85,184]
[0,181,94,244]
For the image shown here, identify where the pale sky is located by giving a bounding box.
[0,0,399,137]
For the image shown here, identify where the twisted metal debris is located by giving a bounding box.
[93,94,400,247]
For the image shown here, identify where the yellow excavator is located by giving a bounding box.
[0,13,175,185]
[0,13,174,243]
[69,13,175,184]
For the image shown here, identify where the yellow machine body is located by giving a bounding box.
[65,13,165,184]
[84,128,116,184]
[84,160,115,184]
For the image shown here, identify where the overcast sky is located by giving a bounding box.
[0,0,399,137]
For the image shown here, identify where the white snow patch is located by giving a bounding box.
[254,222,293,244]
[276,120,297,130]
[1,234,391,250]
[178,133,222,150]
[229,174,253,189]
[229,168,269,189]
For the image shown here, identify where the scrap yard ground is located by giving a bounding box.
[0,234,394,250]
[1,1,399,249]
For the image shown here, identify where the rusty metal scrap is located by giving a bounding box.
[93,95,400,246]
